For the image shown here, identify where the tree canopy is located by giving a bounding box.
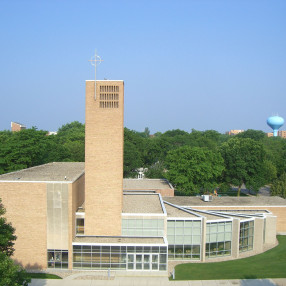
[220,137,266,195]
[271,173,286,199]
[165,146,224,195]
[1,124,286,198]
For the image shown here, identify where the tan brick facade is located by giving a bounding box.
[68,174,85,269]
[0,182,47,269]
[85,80,124,236]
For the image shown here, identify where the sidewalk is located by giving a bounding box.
[29,277,286,286]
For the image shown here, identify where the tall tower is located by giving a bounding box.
[267,115,284,137]
[85,80,124,236]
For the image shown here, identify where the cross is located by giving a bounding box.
[88,51,104,99]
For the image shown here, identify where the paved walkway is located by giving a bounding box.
[29,277,286,286]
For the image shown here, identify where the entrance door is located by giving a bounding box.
[127,253,159,271]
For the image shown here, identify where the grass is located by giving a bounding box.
[24,273,62,279]
[171,235,286,280]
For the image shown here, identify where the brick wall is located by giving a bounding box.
[85,80,124,236]
[0,182,47,269]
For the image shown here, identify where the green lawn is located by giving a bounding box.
[171,235,286,280]
[24,273,62,279]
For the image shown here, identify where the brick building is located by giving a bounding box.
[0,79,285,275]
[11,121,26,132]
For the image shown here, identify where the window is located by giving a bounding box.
[72,245,167,271]
[205,221,232,258]
[99,85,119,108]
[167,220,202,260]
[122,219,164,237]
[239,220,254,252]
[76,218,84,235]
[47,250,68,269]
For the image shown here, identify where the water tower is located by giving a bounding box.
[267,115,284,136]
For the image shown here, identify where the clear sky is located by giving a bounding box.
[1,0,286,134]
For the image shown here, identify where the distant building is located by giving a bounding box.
[226,129,244,136]
[47,131,57,136]
[266,131,286,138]
[11,121,26,132]
[278,130,286,138]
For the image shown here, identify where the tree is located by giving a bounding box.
[0,199,16,256]
[0,128,48,174]
[271,173,286,199]
[165,146,225,195]
[220,137,266,196]
[236,129,266,141]
[0,199,30,286]
[124,141,143,177]
[145,161,166,179]
[263,136,286,177]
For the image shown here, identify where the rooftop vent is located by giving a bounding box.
[202,195,213,202]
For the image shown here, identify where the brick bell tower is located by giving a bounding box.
[84,54,124,236]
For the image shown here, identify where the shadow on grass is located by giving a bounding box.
[243,274,258,279]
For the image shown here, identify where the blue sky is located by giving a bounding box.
[1,0,286,134]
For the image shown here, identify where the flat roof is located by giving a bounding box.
[164,203,199,218]
[123,179,173,190]
[0,162,85,183]
[163,196,286,207]
[73,236,165,244]
[122,194,164,214]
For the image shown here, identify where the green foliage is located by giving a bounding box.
[56,121,85,162]
[1,123,286,192]
[165,146,224,195]
[262,160,277,184]
[145,161,165,179]
[0,121,85,175]
[0,199,30,286]
[172,236,286,280]
[0,128,48,174]
[0,253,30,286]
[271,173,286,198]
[220,137,266,195]
[263,136,286,177]
[0,199,17,256]
[236,129,266,141]
[124,141,143,177]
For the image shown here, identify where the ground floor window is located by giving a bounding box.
[205,241,231,258]
[239,220,254,252]
[168,244,200,260]
[47,249,68,269]
[72,244,167,271]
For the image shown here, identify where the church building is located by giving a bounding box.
[0,75,285,275]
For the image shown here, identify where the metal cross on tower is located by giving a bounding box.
[88,51,104,99]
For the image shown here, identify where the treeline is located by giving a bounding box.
[0,121,85,174]
[0,122,286,197]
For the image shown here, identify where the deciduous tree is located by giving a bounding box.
[165,146,224,195]
[220,137,265,196]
